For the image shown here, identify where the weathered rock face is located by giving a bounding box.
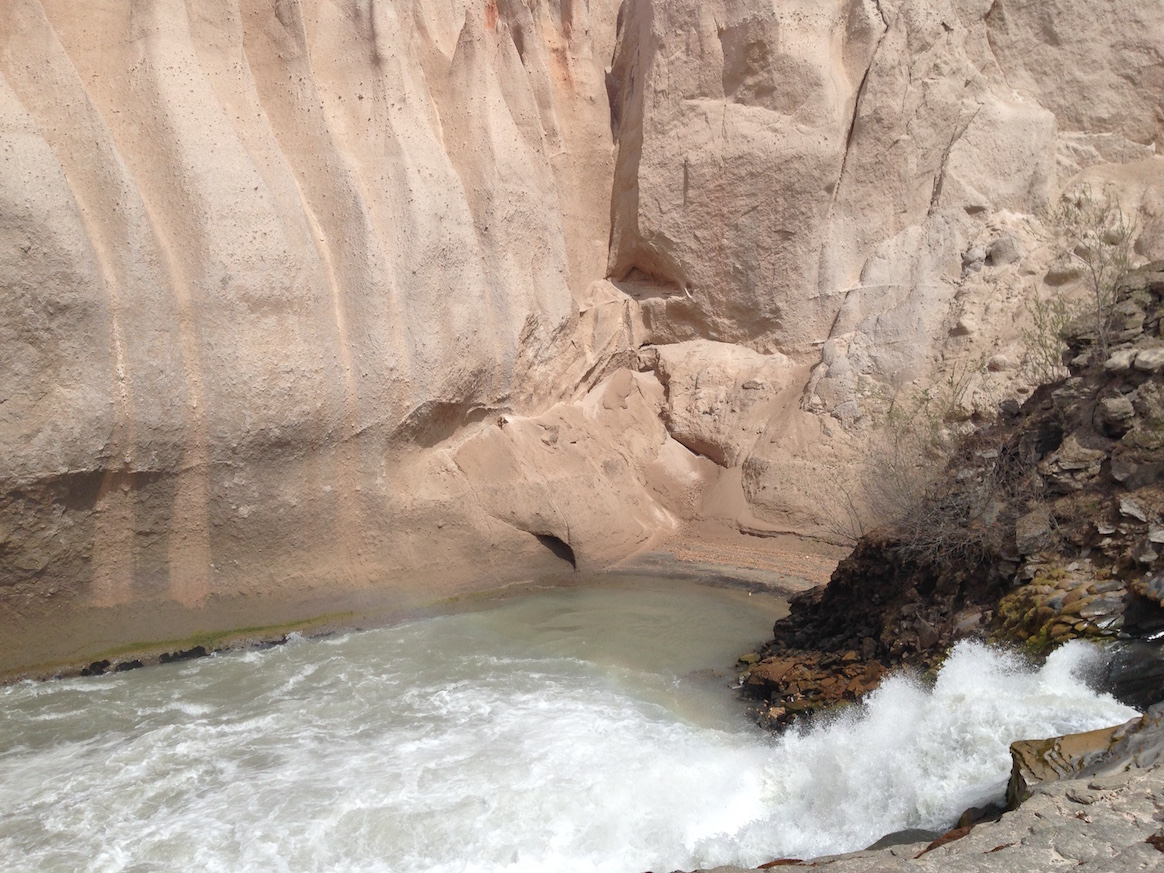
[1,0,1163,674]
[740,264,1164,731]
[608,0,1164,532]
[1007,704,1164,809]
[0,0,662,673]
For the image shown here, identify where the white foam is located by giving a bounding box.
[717,641,1138,864]
[0,613,1139,872]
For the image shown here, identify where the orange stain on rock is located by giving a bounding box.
[485,0,498,31]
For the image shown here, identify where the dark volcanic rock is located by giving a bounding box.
[1100,641,1164,710]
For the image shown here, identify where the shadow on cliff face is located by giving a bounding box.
[0,470,105,587]
[393,401,500,449]
[743,263,1164,731]
[533,533,577,569]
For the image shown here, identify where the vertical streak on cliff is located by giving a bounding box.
[185,0,363,576]
[237,0,405,571]
[127,0,230,608]
[139,215,213,609]
[0,0,141,606]
[292,187,364,570]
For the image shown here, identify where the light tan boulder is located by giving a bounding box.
[653,341,798,468]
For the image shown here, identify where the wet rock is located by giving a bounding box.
[866,829,943,851]
[80,660,110,677]
[159,646,209,664]
[1100,641,1164,710]
[956,803,1005,829]
[1007,705,1164,809]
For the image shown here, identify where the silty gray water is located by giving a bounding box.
[0,577,1138,872]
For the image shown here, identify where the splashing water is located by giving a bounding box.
[0,582,1138,873]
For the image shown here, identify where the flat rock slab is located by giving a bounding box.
[697,765,1164,871]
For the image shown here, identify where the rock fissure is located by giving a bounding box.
[831,10,891,211]
[929,104,985,215]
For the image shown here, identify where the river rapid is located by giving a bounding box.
[0,578,1139,872]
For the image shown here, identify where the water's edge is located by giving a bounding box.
[0,587,1136,872]
[1,566,800,686]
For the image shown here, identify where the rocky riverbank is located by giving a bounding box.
[739,263,1164,730]
[694,705,1164,872]
[719,263,1164,869]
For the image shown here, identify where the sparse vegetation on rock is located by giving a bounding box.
[741,262,1164,730]
[1044,185,1139,362]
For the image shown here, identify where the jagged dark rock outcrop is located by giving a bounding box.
[741,263,1164,728]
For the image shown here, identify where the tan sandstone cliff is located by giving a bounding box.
[1,0,1162,675]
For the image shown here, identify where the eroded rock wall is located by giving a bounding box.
[1,0,1162,673]
[0,0,675,673]
[608,0,1163,532]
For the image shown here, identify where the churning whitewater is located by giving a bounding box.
[0,582,1139,873]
